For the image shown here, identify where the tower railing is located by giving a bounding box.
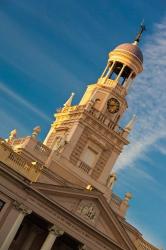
[136,238,160,250]
[87,106,125,136]
[77,161,91,174]
[34,142,51,156]
[56,104,86,114]
[56,104,125,136]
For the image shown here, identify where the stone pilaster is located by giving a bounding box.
[0,201,31,250]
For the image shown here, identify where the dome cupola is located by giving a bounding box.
[99,23,146,91]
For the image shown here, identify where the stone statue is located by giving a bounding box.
[106,173,117,190]
[7,129,17,143]
[54,133,68,153]
[32,126,41,139]
[78,203,96,221]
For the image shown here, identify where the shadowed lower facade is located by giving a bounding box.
[0,32,161,250]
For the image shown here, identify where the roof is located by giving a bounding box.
[115,43,143,63]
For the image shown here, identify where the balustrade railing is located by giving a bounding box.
[0,140,42,182]
[78,161,91,174]
[57,105,86,114]
[10,138,27,146]
[34,142,51,156]
[111,193,122,206]
[138,239,160,250]
[56,104,125,136]
[87,106,125,135]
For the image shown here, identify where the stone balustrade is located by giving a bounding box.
[97,78,127,96]
[56,104,86,114]
[87,106,125,136]
[77,161,91,174]
[34,141,51,156]
[10,138,27,146]
[111,193,122,206]
[137,238,161,250]
[0,138,43,182]
[55,104,126,137]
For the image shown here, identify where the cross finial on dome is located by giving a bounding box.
[133,20,146,45]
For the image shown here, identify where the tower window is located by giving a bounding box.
[81,147,98,167]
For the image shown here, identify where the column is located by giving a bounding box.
[101,61,116,85]
[106,61,115,78]
[100,63,109,78]
[0,201,32,250]
[124,71,134,89]
[40,225,64,250]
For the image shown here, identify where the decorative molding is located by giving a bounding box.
[13,201,32,215]
[87,134,107,150]
[76,201,99,223]
[49,224,64,236]
[79,244,90,250]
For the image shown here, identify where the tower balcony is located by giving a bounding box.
[97,77,127,97]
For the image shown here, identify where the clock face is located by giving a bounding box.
[107,98,120,113]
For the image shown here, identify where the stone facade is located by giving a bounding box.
[0,33,161,250]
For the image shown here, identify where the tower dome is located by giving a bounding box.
[98,24,145,90]
[108,42,143,75]
[115,43,143,63]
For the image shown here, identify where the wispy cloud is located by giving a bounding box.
[0,110,29,137]
[114,17,166,171]
[0,82,50,121]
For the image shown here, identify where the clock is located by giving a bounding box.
[107,98,120,113]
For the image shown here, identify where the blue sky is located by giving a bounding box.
[0,0,166,248]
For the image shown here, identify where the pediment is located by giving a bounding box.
[32,183,136,250]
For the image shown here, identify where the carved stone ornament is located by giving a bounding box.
[76,201,99,222]
[49,224,64,236]
[78,244,89,250]
[54,133,68,153]
[13,201,32,215]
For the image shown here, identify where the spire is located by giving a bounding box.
[64,92,75,107]
[124,115,137,133]
[133,21,146,45]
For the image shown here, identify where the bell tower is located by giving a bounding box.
[43,28,144,198]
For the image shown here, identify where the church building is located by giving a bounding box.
[0,27,161,250]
